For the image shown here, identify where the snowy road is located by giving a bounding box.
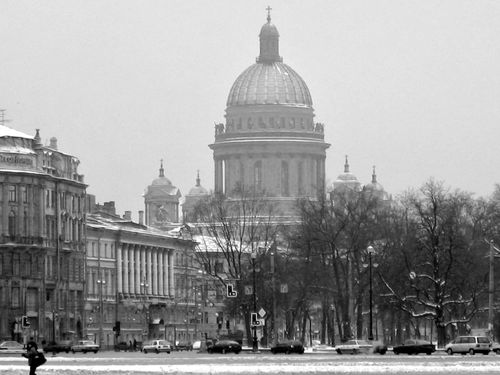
[1,351,500,374]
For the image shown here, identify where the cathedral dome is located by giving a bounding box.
[226,11,312,109]
[227,63,313,108]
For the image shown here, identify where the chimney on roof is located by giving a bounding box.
[138,210,144,225]
[123,211,132,220]
[102,201,116,215]
[49,137,58,150]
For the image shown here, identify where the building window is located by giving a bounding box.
[298,161,304,195]
[8,211,16,236]
[23,211,28,236]
[8,186,16,202]
[13,253,20,276]
[21,186,28,203]
[281,161,289,196]
[215,262,224,274]
[254,161,262,191]
[12,287,20,308]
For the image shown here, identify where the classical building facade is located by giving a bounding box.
[209,12,330,216]
[85,202,220,348]
[0,125,86,343]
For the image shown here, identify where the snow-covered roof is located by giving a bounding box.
[0,124,33,139]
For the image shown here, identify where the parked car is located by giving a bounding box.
[0,341,25,355]
[71,340,99,354]
[114,341,129,351]
[393,339,435,355]
[142,339,172,354]
[491,342,500,354]
[207,340,241,354]
[192,341,202,351]
[175,341,193,351]
[270,340,305,354]
[42,340,72,353]
[335,339,387,355]
[445,336,491,355]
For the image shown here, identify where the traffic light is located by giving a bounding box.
[217,313,223,329]
[21,316,30,328]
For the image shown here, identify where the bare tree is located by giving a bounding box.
[381,179,488,347]
[189,185,281,344]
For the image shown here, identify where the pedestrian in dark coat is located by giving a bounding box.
[23,339,46,375]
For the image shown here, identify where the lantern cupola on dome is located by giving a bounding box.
[257,7,282,64]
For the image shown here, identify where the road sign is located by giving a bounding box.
[244,285,253,295]
[258,308,266,318]
[250,313,265,327]
[226,284,238,298]
[280,283,288,293]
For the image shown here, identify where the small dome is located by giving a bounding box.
[333,156,361,192]
[260,21,279,38]
[188,172,208,196]
[149,160,173,188]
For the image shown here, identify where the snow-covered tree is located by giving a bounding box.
[381,179,489,347]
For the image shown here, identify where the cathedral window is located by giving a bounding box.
[281,161,289,196]
[254,161,262,191]
[298,161,304,195]
[239,162,245,186]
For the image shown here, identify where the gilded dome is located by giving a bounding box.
[227,62,313,108]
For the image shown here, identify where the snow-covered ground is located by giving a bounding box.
[2,355,500,374]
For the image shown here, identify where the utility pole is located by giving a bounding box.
[271,251,277,346]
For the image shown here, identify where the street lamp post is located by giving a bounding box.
[251,251,258,352]
[96,279,106,347]
[367,245,375,341]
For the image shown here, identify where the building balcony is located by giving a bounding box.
[0,235,44,246]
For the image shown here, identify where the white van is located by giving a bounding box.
[445,336,491,355]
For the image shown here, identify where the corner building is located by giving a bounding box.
[0,126,86,343]
[210,13,330,215]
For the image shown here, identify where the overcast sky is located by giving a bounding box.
[1,0,499,220]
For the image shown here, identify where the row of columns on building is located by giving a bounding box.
[214,156,326,195]
[117,243,174,297]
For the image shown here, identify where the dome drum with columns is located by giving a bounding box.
[210,11,329,214]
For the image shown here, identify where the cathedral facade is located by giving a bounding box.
[209,12,330,216]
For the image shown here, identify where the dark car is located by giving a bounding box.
[114,341,129,351]
[207,339,241,354]
[393,339,436,355]
[271,340,305,354]
[42,340,72,353]
[175,341,193,351]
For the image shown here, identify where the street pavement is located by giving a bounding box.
[1,350,500,374]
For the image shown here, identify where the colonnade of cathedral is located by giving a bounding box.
[116,243,174,298]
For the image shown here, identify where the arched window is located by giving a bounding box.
[8,211,16,237]
[281,161,289,196]
[254,161,262,191]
